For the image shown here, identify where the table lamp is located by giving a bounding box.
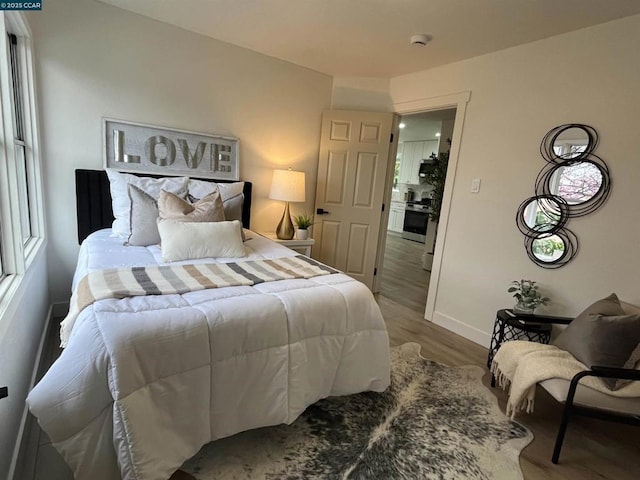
[269,168,306,239]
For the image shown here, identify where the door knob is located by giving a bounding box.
[316,208,330,215]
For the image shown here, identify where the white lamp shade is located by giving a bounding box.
[269,169,306,203]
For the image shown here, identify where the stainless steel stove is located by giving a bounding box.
[402,200,430,243]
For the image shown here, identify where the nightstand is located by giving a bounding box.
[488,309,573,386]
[259,232,315,256]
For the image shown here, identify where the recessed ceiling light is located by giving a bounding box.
[399,123,406,129]
[410,34,433,47]
[435,132,441,137]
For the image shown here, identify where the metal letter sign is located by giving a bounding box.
[103,118,239,180]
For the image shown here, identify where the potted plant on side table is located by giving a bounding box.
[292,213,314,240]
[508,279,550,314]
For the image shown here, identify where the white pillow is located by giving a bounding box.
[157,219,246,262]
[188,179,245,223]
[106,169,188,238]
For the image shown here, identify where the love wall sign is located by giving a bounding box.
[103,118,239,180]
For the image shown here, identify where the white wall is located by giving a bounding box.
[27,0,640,345]
[389,14,640,344]
[331,76,393,111]
[27,0,332,302]
[0,247,49,477]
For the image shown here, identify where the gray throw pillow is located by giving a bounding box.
[126,184,161,246]
[222,192,244,224]
[554,294,640,390]
[554,293,625,350]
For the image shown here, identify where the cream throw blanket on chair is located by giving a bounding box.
[491,340,640,418]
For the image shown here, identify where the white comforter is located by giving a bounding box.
[27,230,390,480]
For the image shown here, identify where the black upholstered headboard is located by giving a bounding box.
[75,169,252,244]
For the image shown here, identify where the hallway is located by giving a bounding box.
[379,232,430,315]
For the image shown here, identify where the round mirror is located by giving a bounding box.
[524,227,579,269]
[540,124,597,164]
[550,161,603,205]
[516,195,568,237]
[531,234,566,262]
[552,127,590,160]
[535,154,611,218]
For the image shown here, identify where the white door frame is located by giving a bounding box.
[393,91,471,321]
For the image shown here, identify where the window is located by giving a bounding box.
[0,12,44,288]
[9,33,33,245]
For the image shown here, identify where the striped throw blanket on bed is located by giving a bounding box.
[60,255,338,346]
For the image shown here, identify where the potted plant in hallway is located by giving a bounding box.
[293,213,314,240]
[508,279,550,314]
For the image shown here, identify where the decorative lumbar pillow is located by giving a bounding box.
[106,169,188,238]
[158,189,226,223]
[188,179,245,223]
[126,184,161,246]
[157,219,246,262]
[554,294,640,390]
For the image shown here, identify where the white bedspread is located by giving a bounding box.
[27,230,391,480]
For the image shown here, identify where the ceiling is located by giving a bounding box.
[98,0,640,77]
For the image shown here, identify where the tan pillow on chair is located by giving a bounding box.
[554,294,640,390]
[554,293,625,348]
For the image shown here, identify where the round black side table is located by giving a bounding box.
[487,309,553,372]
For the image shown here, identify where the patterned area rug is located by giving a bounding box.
[180,343,532,479]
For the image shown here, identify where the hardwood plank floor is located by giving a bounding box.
[379,232,430,314]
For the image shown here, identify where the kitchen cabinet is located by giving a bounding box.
[398,141,421,184]
[398,140,439,185]
[422,140,439,160]
[388,201,406,233]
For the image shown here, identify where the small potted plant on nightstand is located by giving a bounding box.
[508,279,550,314]
[292,213,314,240]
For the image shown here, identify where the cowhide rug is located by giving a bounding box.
[178,343,532,479]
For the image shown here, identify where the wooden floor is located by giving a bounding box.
[26,236,639,480]
[379,232,430,314]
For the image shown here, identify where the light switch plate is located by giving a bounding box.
[471,178,481,193]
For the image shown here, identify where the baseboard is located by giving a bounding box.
[10,305,58,480]
[431,310,491,348]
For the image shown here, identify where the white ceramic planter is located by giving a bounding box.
[296,229,309,240]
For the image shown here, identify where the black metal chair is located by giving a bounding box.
[516,304,640,464]
[550,365,640,463]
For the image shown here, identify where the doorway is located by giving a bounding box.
[378,107,457,315]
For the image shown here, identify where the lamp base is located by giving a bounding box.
[276,202,295,240]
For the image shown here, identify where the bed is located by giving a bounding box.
[27,169,391,480]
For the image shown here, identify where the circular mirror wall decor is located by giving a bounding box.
[540,124,598,164]
[524,228,578,269]
[515,195,569,237]
[534,154,610,217]
[517,123,610,268]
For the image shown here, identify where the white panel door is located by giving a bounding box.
[314,110,396,289]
